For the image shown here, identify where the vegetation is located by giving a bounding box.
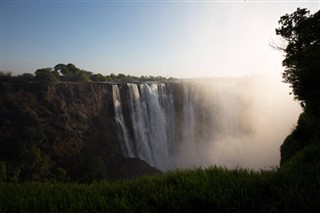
[276,8,320,112]
[0,63,175,183]
[1,63,176,84]
[1,156,320,212]
[276,8,320,165]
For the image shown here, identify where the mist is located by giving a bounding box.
[174,75,301,170]
[113,75,301,171]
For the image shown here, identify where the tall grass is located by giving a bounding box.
[1,146,320,213]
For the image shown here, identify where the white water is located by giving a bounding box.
[112,85,135,157]
[112,76,301,171]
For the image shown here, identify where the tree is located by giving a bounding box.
[34,68,59,83]
[91,73,106,82]
[277,8,320,165]
[53,63,91,82]
[276,8,320,114]
[21,73,34,81]
[54,64,67,76]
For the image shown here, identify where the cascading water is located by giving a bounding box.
[112,78,301,171]
[112,85,135,157]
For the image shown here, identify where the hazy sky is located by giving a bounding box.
[1,0,319,78]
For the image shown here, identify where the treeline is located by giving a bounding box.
[1,63,176,83]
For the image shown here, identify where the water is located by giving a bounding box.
[112,85,135,157]
[112,77,301,171]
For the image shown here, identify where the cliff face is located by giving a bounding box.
[0,79,159,182]
[41,83,111,157]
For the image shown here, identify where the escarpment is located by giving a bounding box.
[0,80,159,182]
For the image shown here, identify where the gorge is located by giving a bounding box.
[0,75,301,181]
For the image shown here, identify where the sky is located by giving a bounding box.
[1,0,319,78]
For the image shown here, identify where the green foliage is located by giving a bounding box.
[0,164,319,212]
[4,63,176,84]
[90,73,106,82]
[35,68,59,83]
[276,8,320,112]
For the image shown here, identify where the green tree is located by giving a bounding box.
[91,73,106,82]
[276,8,320,113]
[54,63,91,82]
[34,68,59,83]
[73,71,90,82]
[54,63,67,76]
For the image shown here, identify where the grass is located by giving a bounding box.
[1,145,320,212]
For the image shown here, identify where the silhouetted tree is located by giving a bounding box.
[21,73,34,81]
[277,8,320,165]
[276,8,320,114]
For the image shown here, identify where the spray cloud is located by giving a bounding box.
[112,75,301,171]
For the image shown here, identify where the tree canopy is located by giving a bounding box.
[14,63,176,83]
[276,8,320,113]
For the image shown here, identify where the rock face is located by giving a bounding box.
[50,83,160,179]
[0,80,159,181]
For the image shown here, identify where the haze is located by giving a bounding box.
[1,1,319,78]
[170,76,301,170]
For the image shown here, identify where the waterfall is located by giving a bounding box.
[112,85,135,157]
[112,79,301,171]
[126,83,171,170]
[112,82,237,170]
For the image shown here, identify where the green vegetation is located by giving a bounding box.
[1,63,176,83]
[1,157,320,212]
